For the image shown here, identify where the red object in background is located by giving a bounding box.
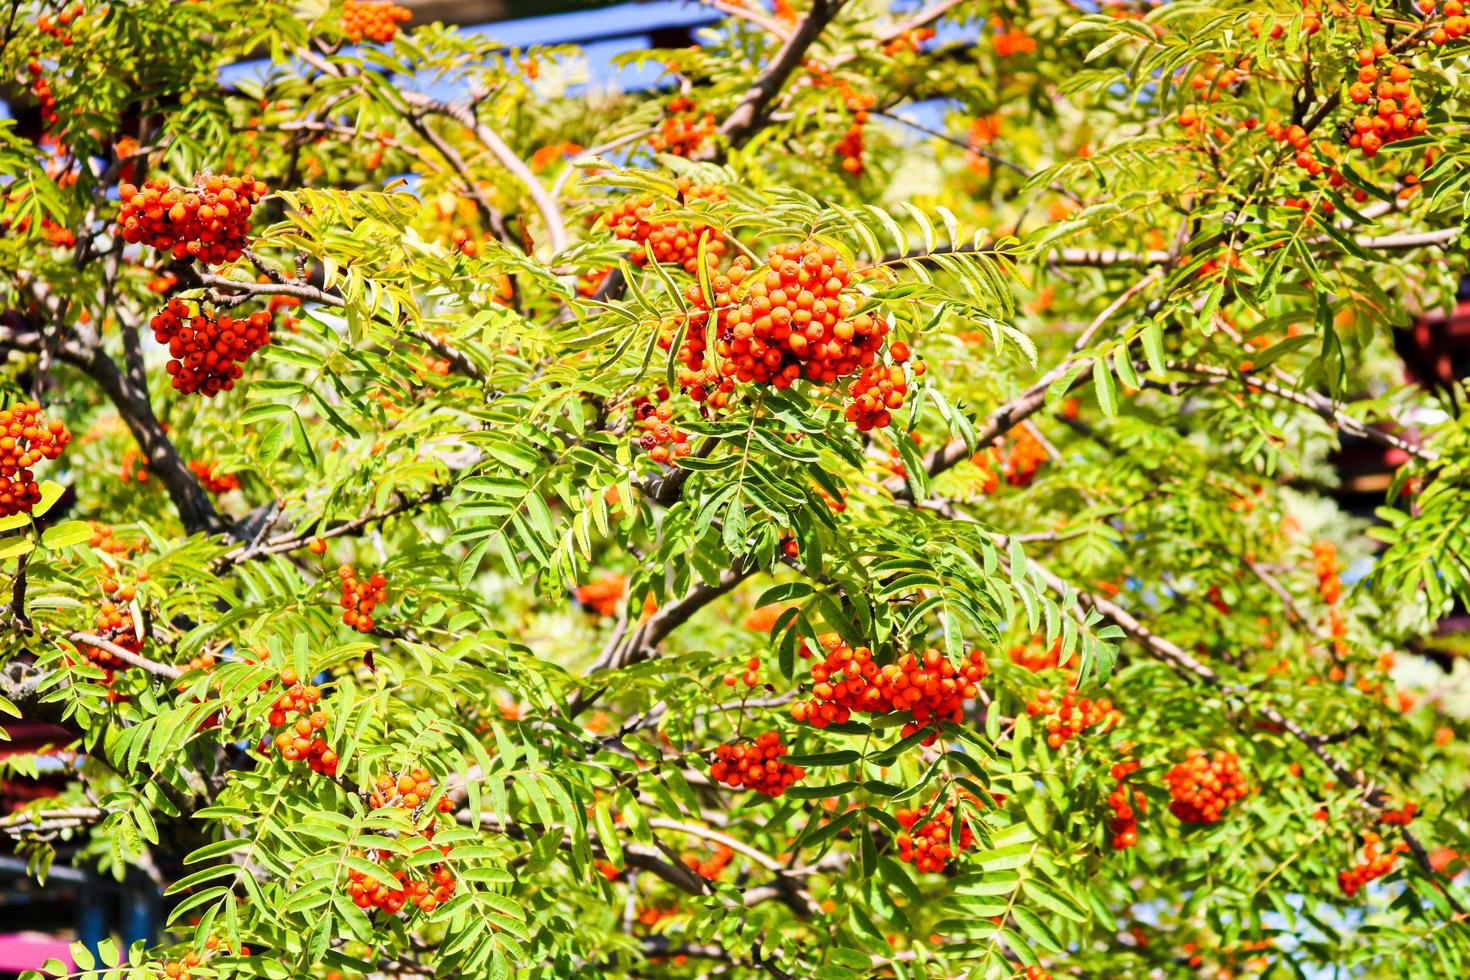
[1397,290,1470,392]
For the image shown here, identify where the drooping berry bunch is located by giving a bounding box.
[574,573,626,617]
[845,347,919,431]
[1344,45,1425,158]
[629,388,693,465]
[1165,749,1248,824]
[89,522,143,557]
[1106,759,1144,850]
[1338,830,1409,896]
[670,240,908,428]
[0,402,70,517]
[681,843,733,879]
[1025,687,1122,750]
[649,95,716,157]
[336,564,387,633]
[1380,801,1417,827]
[116,174,266,265]
[340,0,412,43]
[346,841,456,915]
[602,180,727,275]
[149,298,273,396]
[789,634,989,745]
[894,791,979,872]
[262,669,337,774]
[709,731,806,796]
[189,460,240,496]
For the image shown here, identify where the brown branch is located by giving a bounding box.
[712,0,850,151]
[65,632,182,680]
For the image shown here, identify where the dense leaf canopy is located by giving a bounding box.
[3,0,1470,977]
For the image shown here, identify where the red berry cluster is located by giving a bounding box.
[1345,49,1425,158]
[1166,749,1248,824]
[0,402,70,517]
[149,298,273,396]
[894,791,979,872]
[1025,687,1121,749]
[1106,759,1144,850]
[723,654,763,688]
[89,522,142,557]
[801,60,876,176]
[630,388,692,465]
[346,841,456,915]
[1017,968,1052,980]
[340,0,412,43]
[117,174,265,265]
[189,460,239,496]
[337,564,387,633]
[27,65,57,128]
[262,669,337,774]
[1338,831,1408,896]
[789,634,989,745]
[681,843,733,880]
[649,95,715,157]
[709,731,805,797]
[970,426,1049,493]
[1380,801,1417,827]
[846,360,919,432]
[602,180,726,275]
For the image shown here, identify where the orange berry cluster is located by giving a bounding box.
[970,427,1048,493]
[801,60,875,176]
[27,66,57,128]
[1009,638,1061,672]
[368,767,455,816]
[340,0,412,43]
[1345,49,1425,158]
[575,573,626,617]
[1166,749,1248,824]
[161,935,248,980]
[89,522,142,556]
[149,298,273,397]
[117,174,266,265]
[649,95,715,157]
[723,654,763,688]
[847,346,922,431]
[188,460,239,496]
[681,843,733,880]
[991,20,1036,57]
[336,564,386,633]
[630,387,693,465]
[602,180,727,275]
[1338,831,1408,896]
[1025,687,1121,750]
[672,241,906,428]
[1106,759,1144,850]
[789,634,989,745]
[1424,0,1469,45]
[881,26,934,57]
[36,5,84,44]
[262,669,338,774]
[1018,968,1052,980]
[346,841,456,915]
[83,578,143,680]
[709,731,805,797]
[0,402,70,517]
[1313,540,1341,604]
[894,792,978,872]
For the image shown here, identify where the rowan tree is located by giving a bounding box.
[2,0,1470,977]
